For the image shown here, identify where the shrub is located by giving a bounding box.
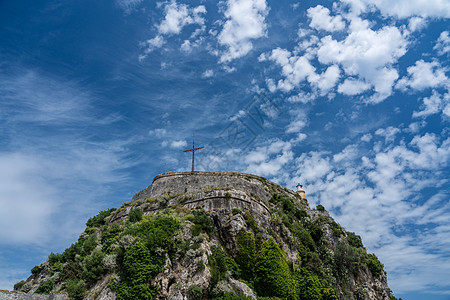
[188,284,203,300]
[254,239,297,299]
[49,261,63,275]
[35,280,55,294]
[86,208,116,228]
[126,215,181,252]
[62,242,83,263]
[13,280,26,291]
[235,228,256,282]
[192,210,214,236]
[307,222,323,245]
[316,204,325,212]
[330,221,342,237]
[101,223,122,254]
[347,231,364,249]
[297,269,322,300]
[215,292,253,299]
[31,265,40,274]
[366,253,384,277]
[48,252,62,265]
[62,261,83,281]
[66,279,85,300]
[111,243,162,300]
[334,242,365,277]
[225,192,232,198]
[244,212,259,233]
[129,208,143,223]
[232,208,242,215]
[82,250,106,285]
[322,288,339,300]
[83,233,97,255]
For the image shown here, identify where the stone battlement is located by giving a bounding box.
[109,171,304,223]
[132,171,277,203]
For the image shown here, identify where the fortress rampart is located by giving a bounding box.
[132,171,275,203]
[111,171,303,223]
[0,290,67,300]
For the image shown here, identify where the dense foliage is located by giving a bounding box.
[86,208,116,228]
[20,190,392,300]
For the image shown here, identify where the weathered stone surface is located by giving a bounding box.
[0,290,67,300]
[132,171,291,204]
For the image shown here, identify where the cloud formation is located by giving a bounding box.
[217,0,269,63]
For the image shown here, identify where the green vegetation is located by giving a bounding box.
[190,209,214,236]
[316,204,325,212]
[129,208,143,223]
[235,228,256,283]
[347,231,364,249]
[31,265,40,274]
[367,253,384,277]
[188,284,203,300]
[111,243,161,300]
[24,189,388,300]
[86,208,116,228]
[13,280,26,291]
[334,241,365,277]
[214,292,253,300]
[82,250,106,285]
[35,280,55,294]
[66,279,85,300]
[254,239,297,299]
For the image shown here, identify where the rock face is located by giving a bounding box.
[13,171,396,300]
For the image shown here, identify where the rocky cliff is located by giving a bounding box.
[10,171,397,300]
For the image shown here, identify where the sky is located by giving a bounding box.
[0,0,449,299]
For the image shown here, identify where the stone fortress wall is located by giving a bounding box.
[0,290,67,300]
[129,171,302,219]
[132,171,275,202]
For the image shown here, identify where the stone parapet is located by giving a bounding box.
[132,171,273,203]
[0,290,67,300]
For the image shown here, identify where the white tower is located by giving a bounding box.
[296,183,306,200]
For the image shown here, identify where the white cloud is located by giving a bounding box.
[338,78,370,95]
[310,65,341,94]
[307,5,345,32]
[413,90,449,118]
[408,17,426,32]
[148,128,167,138]
[375,126,401,142]
[396,60,449,91]
[286,119,307,134]
[158,1,206,35]
[116,0,143,14]
[140,1,206,58]
[317,20,407,102]
[217,0,269,63]
[202,69,214,78]
[263,48,340,94]
[244,140,293,176]
[434,31,450,56]
[361,133,372,142]
[170,140,188,149]
[341,0,450,18]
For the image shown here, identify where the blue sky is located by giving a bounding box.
[0,0,449,299]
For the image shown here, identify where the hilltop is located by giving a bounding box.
[9,171,397,300]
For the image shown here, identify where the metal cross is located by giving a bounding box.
[184,138,204,172]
